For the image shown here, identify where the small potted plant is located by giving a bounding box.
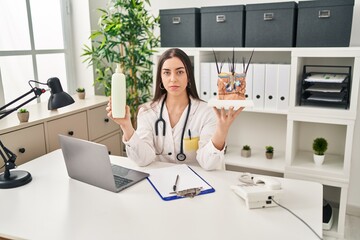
[76,87,85,99]
[241,145,251,158]
[265,146,274,159]
[313,137,328,166]
[17,108,29,123]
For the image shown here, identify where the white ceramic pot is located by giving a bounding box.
[313,154,325,166]
[241,149,251,158]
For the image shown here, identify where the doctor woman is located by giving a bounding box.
[106,48,243,170]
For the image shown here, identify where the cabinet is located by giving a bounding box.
[0,95,122,170]
[153,47,360,239]
[88,105,120,140]
[47,111,89,151]
[0,124,46,166]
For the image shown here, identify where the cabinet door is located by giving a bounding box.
[88,105,120,140]
[47,111,88,151]
[97,132,122,156]
[0,124,46,166]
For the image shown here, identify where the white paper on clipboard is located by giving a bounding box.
[146,164,215,201]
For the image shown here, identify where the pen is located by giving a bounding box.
[173,174,179,192]
[188,129,191,140]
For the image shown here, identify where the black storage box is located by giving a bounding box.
[201,5,245,47]
[296,0,354,47]
[245,2,297,47]
[160,8,200,47]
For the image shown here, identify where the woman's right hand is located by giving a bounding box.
[106,97,135,141]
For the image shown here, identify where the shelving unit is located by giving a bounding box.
[153,47,360,239]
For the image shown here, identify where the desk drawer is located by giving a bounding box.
[88,105,120,140]
[47,111,88,151]
[0,124,46,167]
[96,132,122,156]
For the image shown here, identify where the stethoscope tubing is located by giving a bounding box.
[155,95,191,161]
[155,95,166,136]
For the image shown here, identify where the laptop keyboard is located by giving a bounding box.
[114,175,133,188]
[112,165,133,188]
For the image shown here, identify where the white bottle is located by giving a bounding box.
[111,64,126,118]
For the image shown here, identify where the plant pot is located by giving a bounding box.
[17,112,29,123]
[77,92,85,99]
[265,152,273,159]
[313,154,325,166]
[241,149,251,158]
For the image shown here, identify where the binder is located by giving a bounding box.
[252,64,266,109]
[210,62,219,98]
[200,62,211,101]
[277,64,291,110]
[245,63,254,101]
[147,164,215,201]
[265,64,278,110]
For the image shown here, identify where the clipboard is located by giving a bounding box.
[147,164,215,201]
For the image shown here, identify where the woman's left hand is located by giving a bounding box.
[213,106,244,131]
[211,106,244,150]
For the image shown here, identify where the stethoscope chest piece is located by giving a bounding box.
[176,153,186,161]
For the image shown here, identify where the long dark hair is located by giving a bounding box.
[152,48,200,103]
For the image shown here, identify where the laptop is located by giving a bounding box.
[59,135,149,193]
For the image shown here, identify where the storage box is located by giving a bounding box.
[160,8,200,47]
[201,5,245,47]
[245,2,297,47]
[296,0,354,47]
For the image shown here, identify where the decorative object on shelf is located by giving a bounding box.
[0,77,74,189]
[76,87,85,99]
[265,146,274,159]
[17,108,29,123]
[241,145,251,158]
[213,49,254,100]
[82,0,160,128]
[312,137,328,166]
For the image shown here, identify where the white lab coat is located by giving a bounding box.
[123,96,225,170]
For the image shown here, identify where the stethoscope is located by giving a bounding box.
[155,95,191,161]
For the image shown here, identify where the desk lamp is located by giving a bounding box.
[0,77,74,189]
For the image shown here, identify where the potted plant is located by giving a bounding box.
[265,146,274,159]
[241,145,251,158]
[17,108,29,123]
[313,137,328,166]
[82,0,160,128]
[76,87,85,99]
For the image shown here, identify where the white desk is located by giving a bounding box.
[0,150,323,240]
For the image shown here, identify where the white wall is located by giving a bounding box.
[81,0,360,213]
[70,0,97,96]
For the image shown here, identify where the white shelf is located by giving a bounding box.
[243,107,288,115]
[287,151,347,182]
[225,146,285,174]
